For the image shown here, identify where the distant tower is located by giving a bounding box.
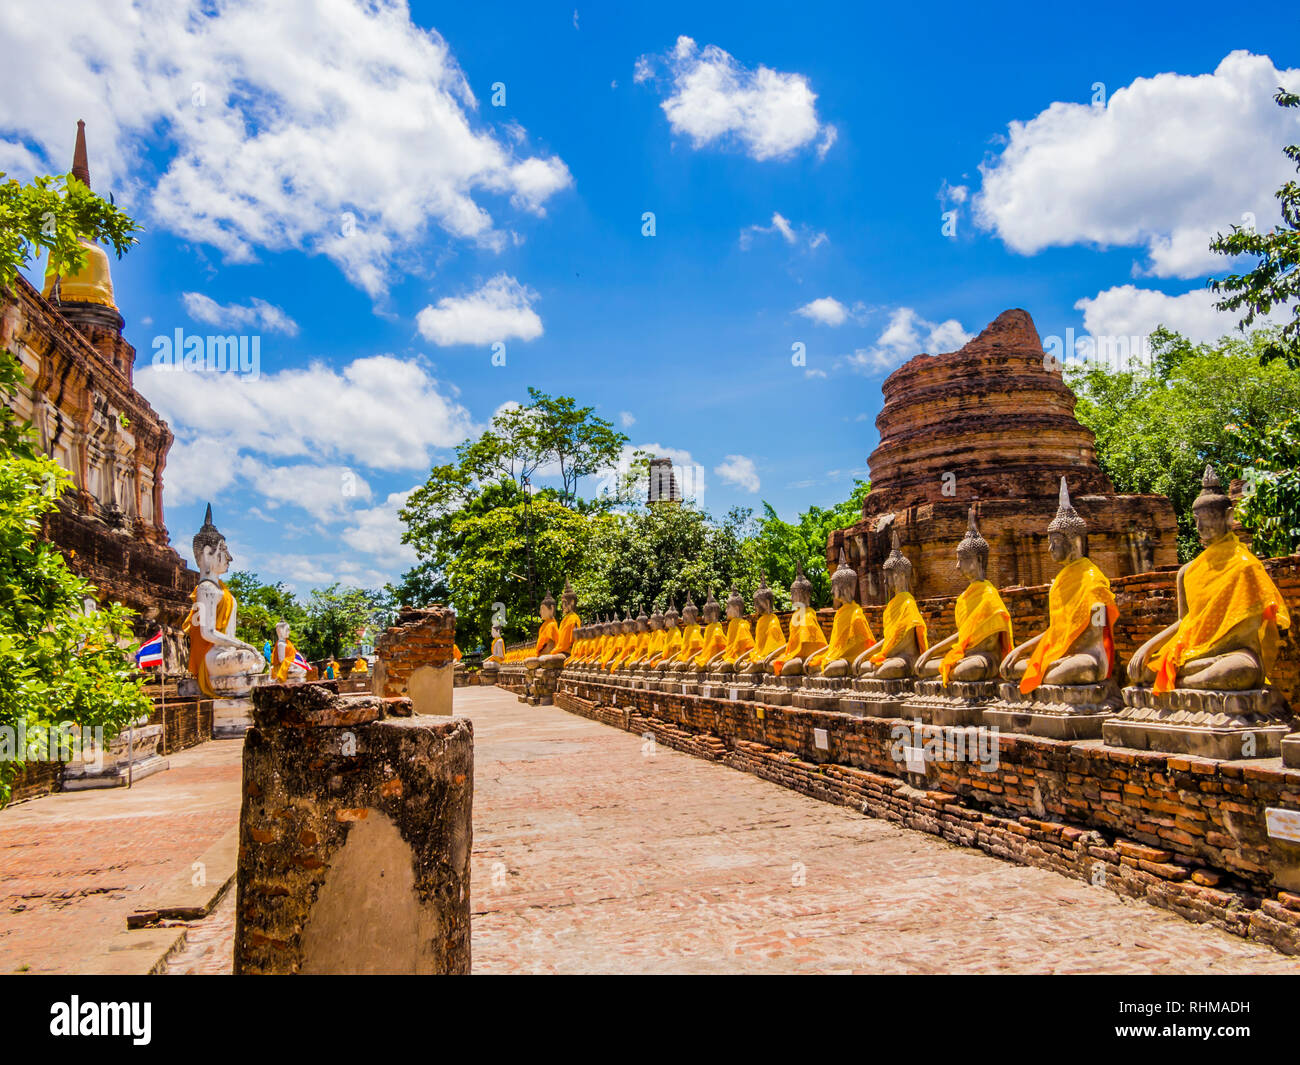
[646,456,682,505]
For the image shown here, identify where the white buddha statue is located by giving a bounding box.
[181,504,268,697]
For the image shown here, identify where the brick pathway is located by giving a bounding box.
[16,686,1300,974]
[0,740,243,975]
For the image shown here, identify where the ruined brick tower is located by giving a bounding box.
[829,309,1178,603]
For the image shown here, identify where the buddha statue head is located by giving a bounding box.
[1191,464,1233,546]
[1047,477,1088,563]
[956,505,989,581]
[702,589,722,624]
[664,598,680,629]
[635,604,649,633]
[539,591,556,621]
[681,595,699,626]
[726,585,744,620]
[830,547,859,607]
[881,532,913,596]
[790,563,813,609]
[622,610,636,635]
[193,504,233,578]
[275,618,291,642]
[562,579,578,615]
[648,602,665,631]
[754,574,774,615]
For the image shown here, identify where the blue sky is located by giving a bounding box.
[2,1,1297,593]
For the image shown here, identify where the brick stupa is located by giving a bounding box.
[829,309,1177,603]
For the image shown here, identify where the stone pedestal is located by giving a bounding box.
[754,674,802,706]
[234,683,472,975]
[479,663,499,686]
[213,696,255,738]
[982,680,1121,740]
[62,723,169,790]
[1284,733,1300,769]
[838,676,913,718]
[791,675,851,711]
[903,679,1000,727]
[523,662,563,706]
[1103,686,1291,760]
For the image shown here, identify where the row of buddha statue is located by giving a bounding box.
[498,469,1293,759]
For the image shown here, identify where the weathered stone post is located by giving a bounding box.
[374,605,457,715]
[233,682,473,974]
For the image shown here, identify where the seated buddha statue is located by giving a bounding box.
[624,605,652,668]
[591,616,615,670]
[609,612,639,671]
[540,580,580,668]
[634,603,667,669]
[181,505,268,698]
[669,597,705,672]
[487,626,507,664]
[1128,466,1291,692]
[690,590,729,673]
[1000,478,1117,691]
[915,507,1014,683]
[735,576,786,674]
[653,601,684,671]
[857,532,927,679]
[601,613,627,670]
[270,618,307,684]
[525,592,560,670]
[805,550,874,679]
[772,564,828,676]
[714,586,756,673]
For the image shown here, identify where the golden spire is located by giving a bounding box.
[42,119,117,310]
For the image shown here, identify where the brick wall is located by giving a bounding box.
[554,677,1300,954]
[374,605,457,705]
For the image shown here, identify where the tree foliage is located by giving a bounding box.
[1225,415,1300,558]
[1068,327,1300,560]
[1209,88,1300,369]
[753,480,870,608]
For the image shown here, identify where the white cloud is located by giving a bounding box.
[636,36,833,161]
[974,51,1300,279]
[235,459,373,522]
[182,292,300,336]
[1073,284,1291,346]
[0,0,573,296]
[619,411,636,428]
[137,353,477,504]
[340,489,419,569]
[415,274,543,346]
[795,296,851,326]
[842,308,972,374]
[740,211,827,251]
[714,454,760,493]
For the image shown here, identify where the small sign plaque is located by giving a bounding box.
[1266,807,1300,843]
[904,745,927,774]
[813,728,829,751]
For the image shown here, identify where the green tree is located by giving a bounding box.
[1224,415,1300,558]
[225,571,307,649]
[1209,88,1300,369]
[1068,327,1300,559]
[0,171,145,803]
[300,584,392,661]
[754,480,870,607]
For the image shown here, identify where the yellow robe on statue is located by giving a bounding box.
[657,626,684,665]
[643,629,667,665]
[1152,534,1290,694]
[939,580,1013,684]
[271,639,298,684]
[693,621,727,668]
[535,619,559,656]
[872,592,928,666]
[556,612,580,655]
[752,614,786,660]
[612,633,641,670]
[490,637,506,662]
[351,656,368,674]
[452,645,462,663]
[722,617,756,665]
[182,578,235,699]
[1020,557,1117,694]
[674,623,704,664]
[773,608,828,675]
[807,602,874,672]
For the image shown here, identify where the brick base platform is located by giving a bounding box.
[552,676,1300,955]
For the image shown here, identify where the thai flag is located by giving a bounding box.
[293,651,311,673]
[135,631,164,669]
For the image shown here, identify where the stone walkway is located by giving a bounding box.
[0,739,243,974]
[9,686,1299,973]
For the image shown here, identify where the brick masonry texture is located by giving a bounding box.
[531,674,1300,956]
[234,682,473,974]
[374,604,457,698]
